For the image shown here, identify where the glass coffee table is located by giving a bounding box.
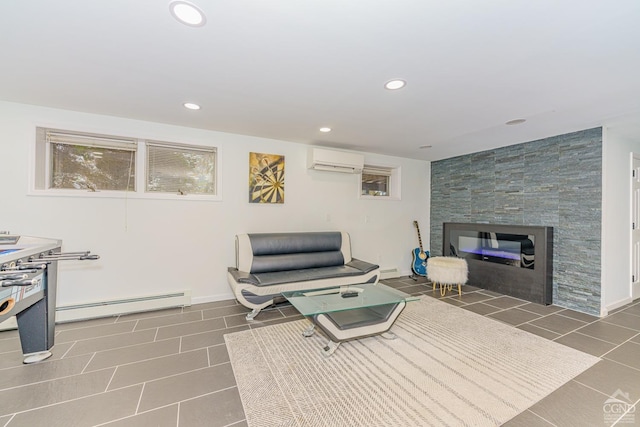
[282,283,418,356]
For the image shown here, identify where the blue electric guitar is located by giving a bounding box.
[411,221,429,276]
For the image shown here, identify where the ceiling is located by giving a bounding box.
[2,1,640,161]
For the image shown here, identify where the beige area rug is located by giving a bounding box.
[225,297,599,426]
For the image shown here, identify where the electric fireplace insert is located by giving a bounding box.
[443,223,553,304]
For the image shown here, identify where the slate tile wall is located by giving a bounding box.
[430,128,602,315]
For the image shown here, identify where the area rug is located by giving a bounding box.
[225,297,599,426]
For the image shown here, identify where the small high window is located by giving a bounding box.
[360,165,401,200]
[146,142,216,195]
[36,128,136,192]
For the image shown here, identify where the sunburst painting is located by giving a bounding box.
[249,152,285,203]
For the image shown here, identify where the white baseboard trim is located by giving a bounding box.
[380,266,401,280]
[603,296,634,317]
[191,292,236,306]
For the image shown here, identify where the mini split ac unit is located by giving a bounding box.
[307,147,364,174]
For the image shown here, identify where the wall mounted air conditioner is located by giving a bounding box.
[307,147,364,174]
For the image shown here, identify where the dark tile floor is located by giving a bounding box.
[0,277,639,426]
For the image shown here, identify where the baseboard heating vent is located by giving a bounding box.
[380,267,401,280]
[55,290,192,323]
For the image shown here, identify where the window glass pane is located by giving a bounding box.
[50,143,135,191]
[146,144,216,194]
[362,173,389,196]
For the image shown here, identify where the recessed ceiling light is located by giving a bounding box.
[505,118,526,125]
[183,102,201,110]
[384,79,406,90]
[170,1,206,27]
[319,127,332,133]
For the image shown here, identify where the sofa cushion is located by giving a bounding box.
[249,232,342,255]
[229,258,379,287]
[250,251,344,274]
[246,232,346,273]
[250,264,368,287]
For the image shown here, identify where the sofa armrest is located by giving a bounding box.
[227,267,259,285]
[346,258,379,274]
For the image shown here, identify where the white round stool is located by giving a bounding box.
[427,256,468,296]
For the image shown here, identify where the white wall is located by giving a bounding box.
[0,101,430,309]
[601,125,640,313]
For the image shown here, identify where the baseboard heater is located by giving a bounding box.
[380,267,400,280]
[0,291,192,331]
[55,290,192,323]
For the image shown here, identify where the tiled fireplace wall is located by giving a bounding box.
[430,127,602,315]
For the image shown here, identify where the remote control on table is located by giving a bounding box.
[341,291,359,298]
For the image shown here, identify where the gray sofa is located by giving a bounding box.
[227,231,380,319]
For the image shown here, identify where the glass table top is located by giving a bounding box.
[282,283,418,316]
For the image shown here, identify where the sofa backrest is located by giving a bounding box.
[235,231,352,273]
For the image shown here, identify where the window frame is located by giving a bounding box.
[30,126,222,201]
[359,164,401,201]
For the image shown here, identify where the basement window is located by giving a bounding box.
[360,165,401,200]
[35,128,136,192]
[33,127,220,200]
[146,142,216,195]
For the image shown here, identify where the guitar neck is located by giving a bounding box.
[414,221,425,252]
